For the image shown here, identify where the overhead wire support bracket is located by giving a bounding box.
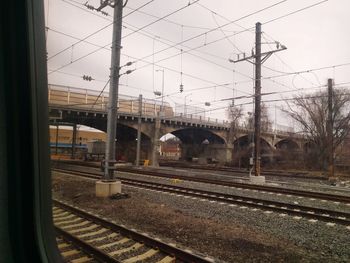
[227,22,287,179]
[228,46,287,64]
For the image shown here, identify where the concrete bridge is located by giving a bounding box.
[48,84,304,165]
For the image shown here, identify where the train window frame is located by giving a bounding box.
[0,0,61,262]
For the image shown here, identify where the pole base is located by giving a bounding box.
[95,180,121,197]
[249,176,266,184]
[328,176,338,185]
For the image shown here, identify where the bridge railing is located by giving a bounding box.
[171,113,230,126]
[48,84,174,117]
[48,84,230,126]
[48,85,297,132]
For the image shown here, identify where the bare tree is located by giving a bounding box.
[283,89,350,169]
[261,103,273,132]
[226,102,243,128]
[242,103,272,132]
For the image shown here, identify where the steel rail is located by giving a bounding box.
[53,199,214,263]
[56,226,119,263]
[52,164,350,203]
[52,168,350,226]
[159,162,326,180]
[117,167,350,203]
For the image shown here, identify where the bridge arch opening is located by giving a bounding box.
[164,128,226,163]
[274,139,301,166]
[50,117,152,163]
[232,135,274,168]
[159,133,181,161]
[49,124,106,158]
[275,139,299,150]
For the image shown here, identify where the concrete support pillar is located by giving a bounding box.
[224,143,234,164]
[151,118,160,167]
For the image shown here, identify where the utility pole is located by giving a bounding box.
[327,78,334,180]
[155,69,165,116]
[229,22,286,183]
[136,94,142,166]
[101,0,123,180]
[96,0,125,197]
[254,22,262,178]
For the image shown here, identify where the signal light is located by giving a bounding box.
[82,75,93,81]
[85,3,95,10]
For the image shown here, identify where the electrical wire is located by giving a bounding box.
[194,1,332,91]
[48,0,332,100]
[162,90,350,121]
[48,0,155,61]
[262,0,329,25]
[90,78,110,109]
[48,0,199,74]
[261,33,319,87]
[47,27,251,96]
[211,12,243,53]
[130,0,287,66]
[48,0,288,85]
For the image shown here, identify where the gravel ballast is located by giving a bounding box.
[52,171,350,262]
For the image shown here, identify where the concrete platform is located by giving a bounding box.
[249,176,266,184]
[96,180,122,197]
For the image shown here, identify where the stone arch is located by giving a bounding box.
[275,138,300,150]
[232,135,274,167]
[233,135,273,151]
[303,141,317,153]
[57,115,152,162]
[166,127,226,145]
[162,128,226,162]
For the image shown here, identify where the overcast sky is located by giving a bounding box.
[45,0,350,129]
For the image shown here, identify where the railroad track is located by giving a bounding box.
[54,199,214,263]
[53,168,350,227]
[116,167,350,204]
[51,163,350,203]
[159,162,326,180]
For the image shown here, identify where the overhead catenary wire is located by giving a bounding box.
[194,0,331,90]
[50,0,256,84]
[160,89,350,122]
[48,0,200,75]
[179,80,350,113]
[124,4,238,32]
[129,0,288,66]
[47,0,296,93]
[49,0,283,80]
[261,33,320,87]
[47,27,250,96]
[48,0,155,60]
[50,24,350,109]
[50,0,336,108]
[48,0,156,61]
[262,0,329,25]
[48,69,153,93]
[50,0,329,79]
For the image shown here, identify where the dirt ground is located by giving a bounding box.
[52,173,310,262]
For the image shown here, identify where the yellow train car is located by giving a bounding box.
[49,126,106,158]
